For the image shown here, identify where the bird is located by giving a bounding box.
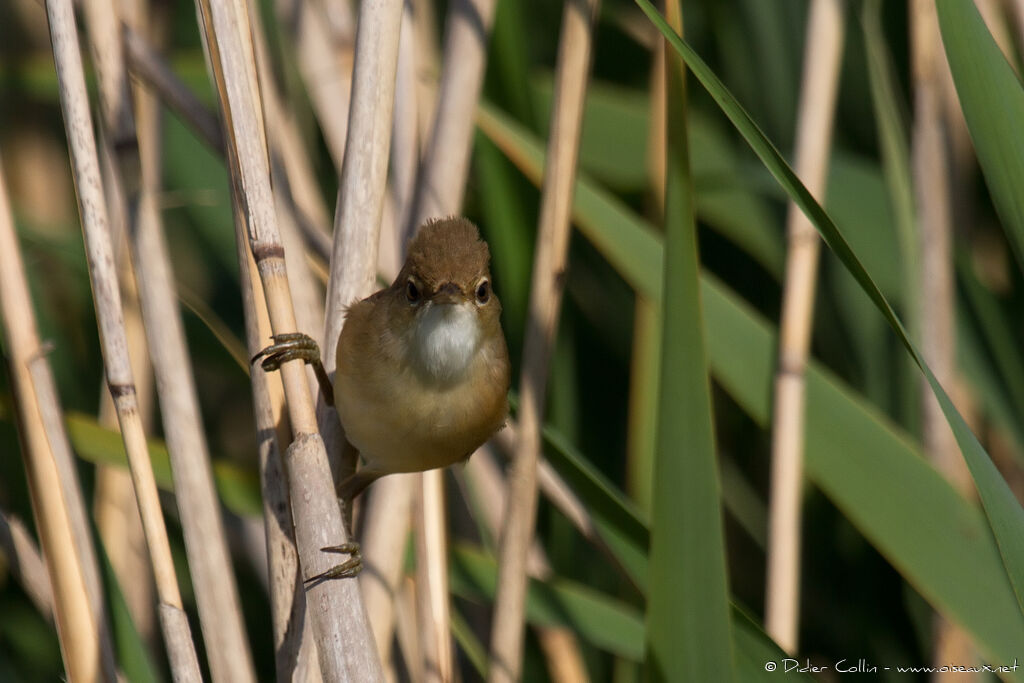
[253,217,510,581]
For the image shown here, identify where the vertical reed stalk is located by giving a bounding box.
[320,0,404,441]
[122,27,224,154]
[405,0,499,234]
[765,0,844,655]
[192,0,385,676]
[81,0,259,676]
[0,513,55,619]
[398,0,499,675]
[487,1,599,680]
[910,0,976,672]
[414,476,452,683]
[275,0,355,172]
[0,151,116,683]
[44,0,202,676]
[463,451,589,683]
[233,208,322,683]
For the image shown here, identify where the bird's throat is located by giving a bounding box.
[410,302,481,384]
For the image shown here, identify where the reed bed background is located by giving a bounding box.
[2,0,1024,680]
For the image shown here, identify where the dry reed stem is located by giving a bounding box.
[94,227,156,646]
[123,26,224,154]
[0,513,55,618]
[910,0,977,673]
[488,2,599,680]
[463,450,589,683]
[82,0,259,676]
[357,473,416,665]
[388,1,421,261]
[764,0,843,655]
[246,0,334,279]
[192,0,382,676]
[276,0,355,172]
[395,577,424,681]
[0,152,115,683]
[234,211,322,683]
[44,0,203,676]
[396,1,499,676]
[320,0,403,472]
[353,4,425,668]
[415,470,452,683]
[405,0,497,236]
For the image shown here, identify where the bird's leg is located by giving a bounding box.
[303,496,362,585]
[251,332,334,405]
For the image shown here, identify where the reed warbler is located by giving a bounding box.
[255,217,511,580]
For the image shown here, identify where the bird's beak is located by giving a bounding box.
[432,282,462,306]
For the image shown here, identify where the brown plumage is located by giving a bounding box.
[335,217,511,499]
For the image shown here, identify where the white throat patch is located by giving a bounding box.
[412,302,480,384]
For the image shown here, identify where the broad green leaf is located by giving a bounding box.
[450,544,645,660]
[636,0,1024,618]
[542,422,650,592]
[476,93,1024,669]
[936,0,1024,273]
[66,412,262,517]
[98,537,161,683]
[957,258,1024,458]
[703,273,1024,672]
[646,6,734,677]
[450,544,798,672]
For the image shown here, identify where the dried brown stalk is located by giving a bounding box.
[0,150,117,683]
[275,0,355,172]
[764,0,843,655]
[910,0,977,672]
[405,0,498,234]
[43,0,202,676]
[81,0,259,676]
[487,1,599,680]
[233,208,322,683]
[463,450,589,683]
[192,0,384,676]
[0,513,55,619]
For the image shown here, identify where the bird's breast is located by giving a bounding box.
[336,331,508,476]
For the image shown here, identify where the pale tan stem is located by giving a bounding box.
[356,5,423,667]
[463,448,589,683]
[193,0,383,675]
[392,1,500,676]
[234,213,321,683]
[319,0,404,483]
[0,153,115,683]
[415,470,452,683]
[764,0,844,655]
[911,0,976,674]
[123,25,224,153]
[0,513,55,618]
[359,473,416,663]
[406,0,498,233]
[487,2,599,680]
[276,0,355,172]
[44,0,202,675]
[82,0,259,675]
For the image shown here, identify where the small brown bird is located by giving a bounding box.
[254,217,510,580]
[335,217,511,499]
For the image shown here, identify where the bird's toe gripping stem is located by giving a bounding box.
[251,332,334,405]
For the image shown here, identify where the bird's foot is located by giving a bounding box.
[252,332,333,405]
[303,543,362,585]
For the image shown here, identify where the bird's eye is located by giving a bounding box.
[406,279,421,303]
[475,279,490,304]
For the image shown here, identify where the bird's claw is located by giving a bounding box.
[303,542,362,585]
[252,333,334,405]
